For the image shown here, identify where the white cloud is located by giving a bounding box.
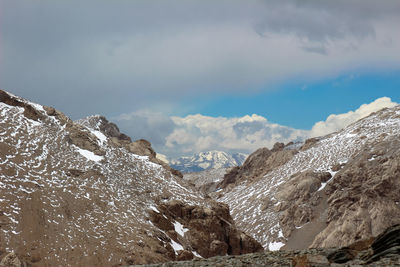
[122,113,307,157]
[114,97,398,158]
[310,97,398,137]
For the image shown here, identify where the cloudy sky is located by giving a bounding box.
[1,1,400,158]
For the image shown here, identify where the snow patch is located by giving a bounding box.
[91,130,107,145]
[75,147,104,162]
[149,205,160,213]
[192,250,203,258]
[173,221,188,236]
[295,222,309,229]
[268,241,285,251]
[318,170,338,192]
[170,239,184,254]
[278,230,284,238]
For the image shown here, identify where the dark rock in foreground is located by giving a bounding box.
[132,224,400,266]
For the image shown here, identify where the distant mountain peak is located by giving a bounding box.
[170,150,247,173]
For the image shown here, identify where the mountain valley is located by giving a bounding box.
[1,89,400,266]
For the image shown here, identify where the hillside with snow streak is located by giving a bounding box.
[219,106,400,250]
[0,90,261,266]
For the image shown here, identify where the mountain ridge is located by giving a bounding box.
[170,151,247,173]
[2,89,400,266]
[0,90,262,266]
[217,105,400,251]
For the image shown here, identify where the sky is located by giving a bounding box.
[1,0,400,158]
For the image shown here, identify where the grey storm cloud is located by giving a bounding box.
[256,0,400,41]
[1,0,400,120]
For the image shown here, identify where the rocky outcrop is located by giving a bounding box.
[77,115,183,178]
[0,252,22,267]
[366,224,400,263]
[127,139,156,158]
[96,116,131,142]
[136,224,400,266]
[0,91,210,266]
[276,171,332,238]
[0,90,45,122]
[66,124,106,156]
[149,200,263,259]
[300,137,321,151]
[217,105,400,250]
[276,135,400,251]
[218,142,297,189]
[309,137,400,248]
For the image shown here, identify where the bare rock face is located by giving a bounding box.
[176,250,194,261]
[77,115,183,178]
[311,137,400,248]
[43,106,71,125]
[183,168,230,195]
[139,224,400,266]
[276,171,332,237]
[0,252,22,267]
[0,90,220,266]
[0,90,45,122]
[66,124,106,156]
[300,137,321,151]
[149,200,263,259]
[278,137,400,251]
[128,139,156,158]
[218,142,297,189]
[96,116,132,142]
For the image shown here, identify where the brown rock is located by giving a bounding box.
[218,145,297,188]
[0,90,45,122]
[128,139,156,158]
[239,233,264,254]
[96,116,132,142]
[300,137,321,151]
[151,200,263,259]
[66,124,105,156]
[209,240,228,256]
[0,252,21,267]
[43,106,72,125]
[176,250,194,261]
[311,137,400,248]
[272,142,284,152]
[149,211,174,232]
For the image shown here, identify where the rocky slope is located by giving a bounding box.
[0,90,261,266]
[183,168,231,194]
[170,151,247,173]
[215,105,400,251]
[218,142,298,190]
[137,224,400,266]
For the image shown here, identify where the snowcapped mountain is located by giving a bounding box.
[0,90,261,266]
[217,105,400,251]
[170,151,247,173]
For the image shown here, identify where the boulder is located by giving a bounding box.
[150,200,263,259]
[0,252,21,267]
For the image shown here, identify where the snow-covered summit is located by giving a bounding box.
[170,150,247,173]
